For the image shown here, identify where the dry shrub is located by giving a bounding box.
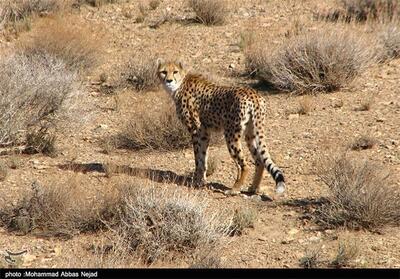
[72,0,118,7]
[0,180,118,237]
[300,247,323,268]
[0,52,77,146]
[17,17,101,72]
[0,0,60,28]
[189,252,222,268]
[117,104,191,151]
[349,135,377,151]
[319,0,400,23]
[24,125,56,156]
[316,155,400,230]
[377,23,400,61]
[331,239,359,268]
[120,55,159,91]
[111,185,232,265]
[245,27,375,94]
[188,0,227,26]
[229,206,257,236]
[0,163,7,181]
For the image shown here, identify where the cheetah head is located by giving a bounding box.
[157,59,186,94]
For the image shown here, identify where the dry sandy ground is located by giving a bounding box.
[0,0,399,268]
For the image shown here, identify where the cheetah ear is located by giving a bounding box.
[156,58,165,68]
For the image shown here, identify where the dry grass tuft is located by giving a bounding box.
[300,247,323,268]
[120,55,159,91]
[188,0,227,26]
[229,206,257,236]
[245,27,375,94]
[318,0,400,23]
[0,163,7,181]
[110,185,232,265]
[377,23,400,61]
[189,252,223,268]
[0,180,119,237]
[0,0,60,29]
[24,125,57,156]
[316,155,400,230]
[17,17,102,72]
[0,52,77,146]
[349,135,377,151]
[116,104,191,151]
[331,239,359,268]
[73,0,118,7]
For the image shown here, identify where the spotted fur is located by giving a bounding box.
[157,60,286,195]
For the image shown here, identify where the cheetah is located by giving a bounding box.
[157,59,286,195]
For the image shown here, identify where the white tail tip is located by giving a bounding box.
[276,182,286,195]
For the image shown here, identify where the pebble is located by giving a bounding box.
[288,228,299,235]
[308,236,321,243]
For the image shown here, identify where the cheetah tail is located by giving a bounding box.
[253,118,286,194]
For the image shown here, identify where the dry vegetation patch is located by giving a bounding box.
[188,0,227,26]
[331,239,359,268]
[245,27,375,94]
[119,55,159,91]
[348,135,377,151]
[377,23,400,61]
[319,0,400,23]
[0,180,115,237]
[0,0,60,28]
[299,247,323,268]
[229,206,257,236]
[316,155,400,230]
[107,185,232,265]
[17,17,101,72]
[115,104,191,151]
[70,0,120,8]
[0,52,78,146]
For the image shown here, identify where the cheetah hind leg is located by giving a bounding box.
[224,134,249,196]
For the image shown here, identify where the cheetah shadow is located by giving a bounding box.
[57,162,231,193]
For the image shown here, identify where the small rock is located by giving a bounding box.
[308,236,321,242]
[250,195,262,202]
[288,114,299,120]
[288,228,299,235]
[281,237,294,244]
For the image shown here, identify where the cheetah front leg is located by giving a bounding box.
[191,126,210,187]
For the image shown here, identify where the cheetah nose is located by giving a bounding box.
[166,79,173,83]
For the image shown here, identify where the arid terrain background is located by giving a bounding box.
[0,0,399,268]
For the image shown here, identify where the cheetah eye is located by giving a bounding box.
[160,71,167,75]
[173,71,178,74]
